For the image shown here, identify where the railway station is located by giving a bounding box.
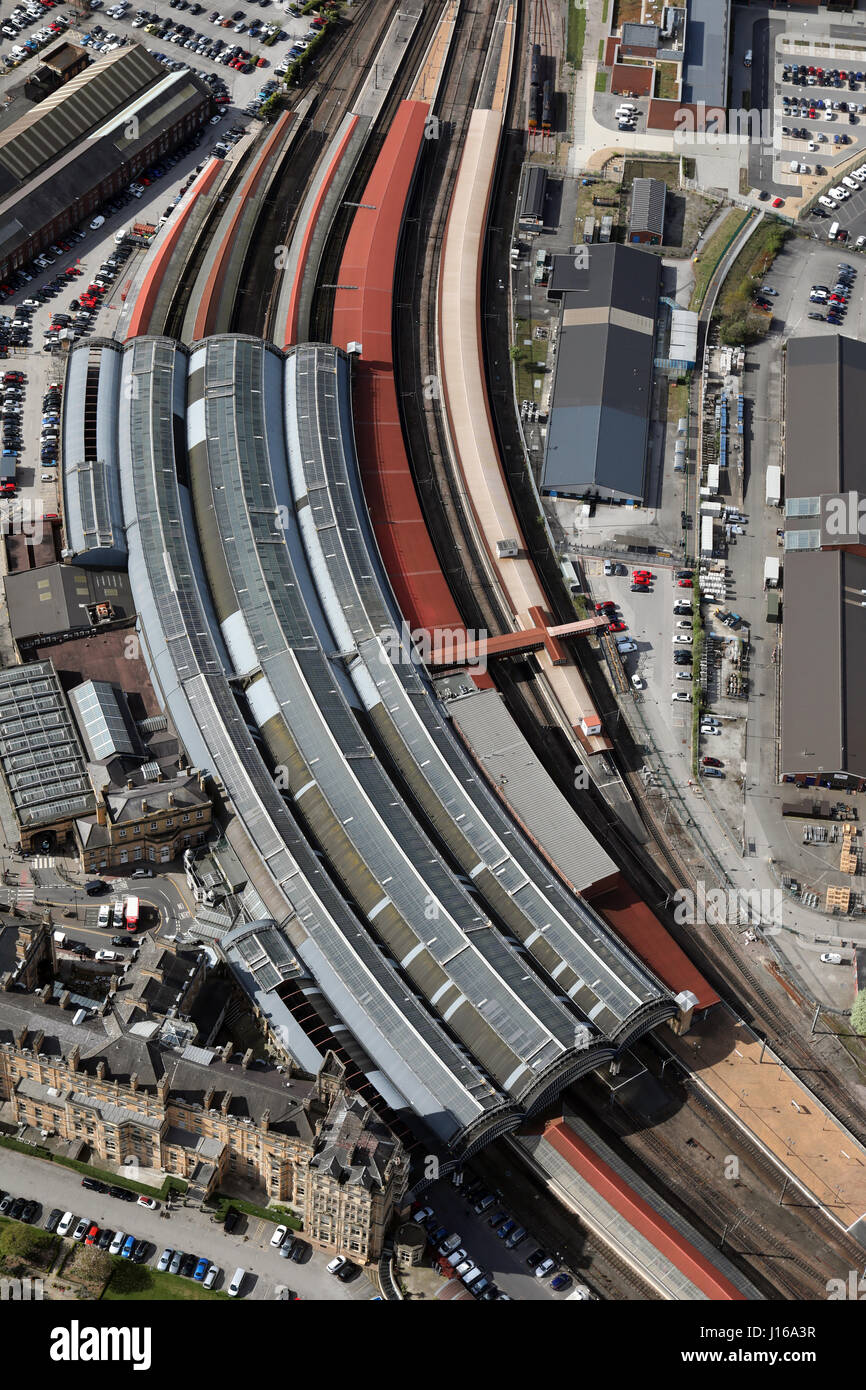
[0,0,862,1320]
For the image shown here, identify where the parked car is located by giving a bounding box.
[326,1255,347,1275]
[820,952,843,964]
[72,1217,89,1242]
[270,1224,288,1248]
[203,1263,219,1289]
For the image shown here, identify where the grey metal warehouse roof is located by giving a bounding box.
[0,660,95,826]
[541,244,660,502]
[63,341,127,567]
[0,45,164,195]
[781,335,866,779]
[118,336,515,1152]
[785,334,866,506]
[186,337,601,1109]
[780,545,866,780]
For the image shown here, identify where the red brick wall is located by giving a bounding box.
[604,35,620,66]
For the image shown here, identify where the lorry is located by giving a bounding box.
[765,463,781,506]
[763,556,780,589]
[53,930,67,948]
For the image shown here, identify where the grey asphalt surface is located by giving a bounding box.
[421,1179,572,1302]
[0,1147,375,1300]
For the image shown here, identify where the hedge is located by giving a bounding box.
[208,1193,301,1229]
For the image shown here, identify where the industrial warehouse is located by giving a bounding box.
[782,334,866,787]
[541,244,661,503]
[0,44,209,281]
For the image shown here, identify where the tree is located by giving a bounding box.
[109,1260,151,1294]
[851,989,866,1036]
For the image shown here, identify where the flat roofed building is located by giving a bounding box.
[3,564,134,654]
[541,244,660,503]
[39,40,89,80]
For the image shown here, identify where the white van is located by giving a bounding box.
[227,1266,245,1297]
[829,221,841,241]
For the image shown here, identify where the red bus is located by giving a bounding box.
[124,895,139,931]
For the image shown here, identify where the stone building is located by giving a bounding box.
[75,770,213,874]
[0,939,406,1261]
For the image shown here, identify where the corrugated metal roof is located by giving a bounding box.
[0,45,163,194]
[629,177,666,237]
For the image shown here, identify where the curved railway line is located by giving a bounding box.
[117,0,866,1298]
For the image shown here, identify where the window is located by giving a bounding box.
[120,850,128,864]
[182,814,190,824]
[151,821,158,831]
[195,810,204,820]
[118,828,126,839]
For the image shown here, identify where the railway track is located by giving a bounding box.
[306,1,449,343]
[234,0,402,340]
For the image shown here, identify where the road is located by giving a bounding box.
[23,870,197,952]
[0,1148,375,1301]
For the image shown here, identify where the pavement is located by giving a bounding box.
[0,1147,376,1300]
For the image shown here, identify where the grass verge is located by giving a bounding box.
[595,69,608,93]
[102,1262,228,1300]
[688,208,749,312]
[0,1216,57,1276]
[567,3,587,68]
[208,1194,301,1229]
[714,217,790,344]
